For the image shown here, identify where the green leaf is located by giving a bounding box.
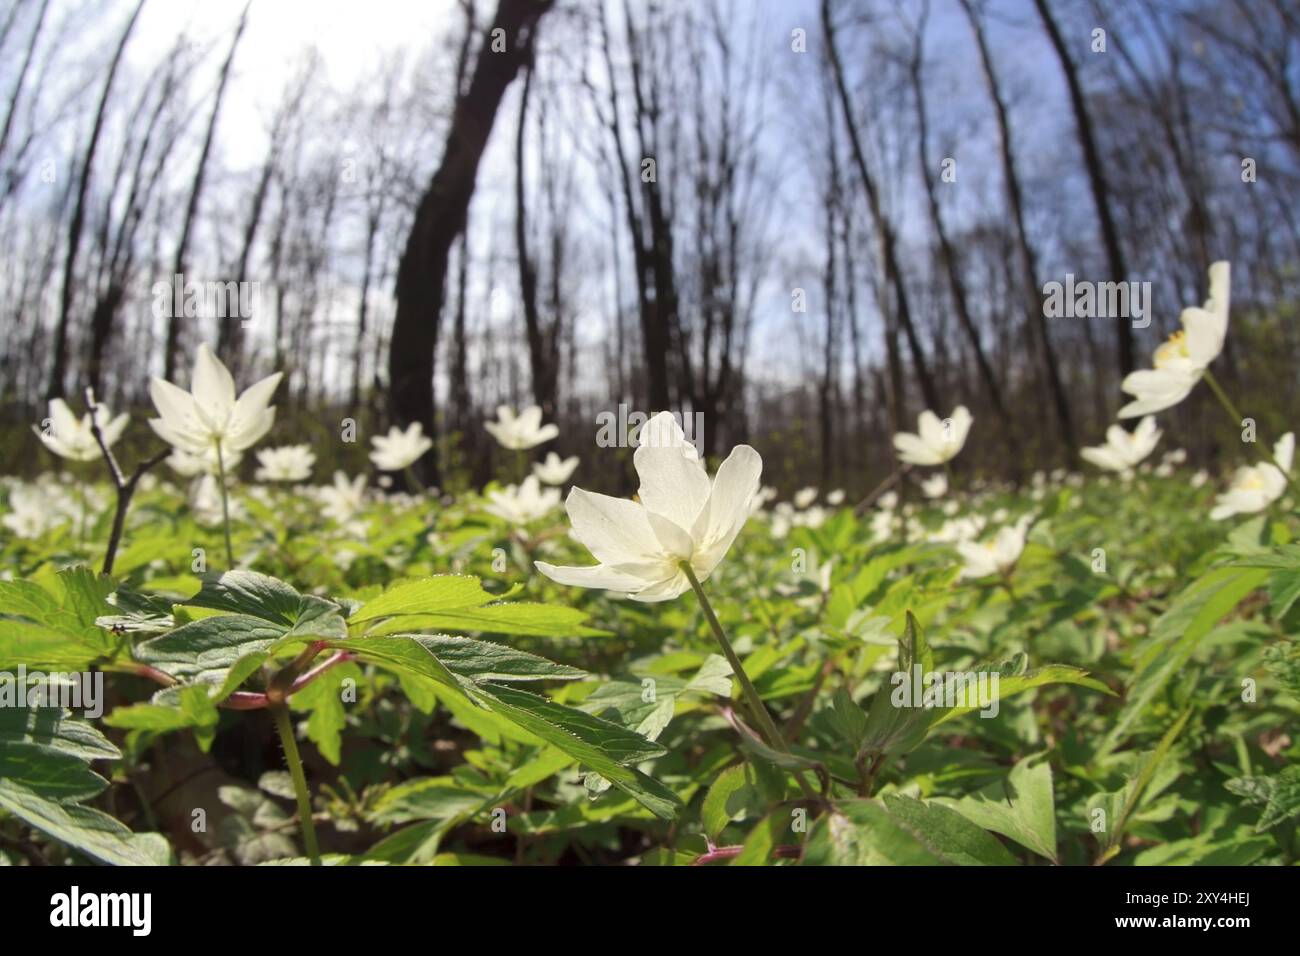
[96,588,175,634]
[0,778,168,865]
[210,651,271,703]
[0,707,119,761]
[1264,641,1300,702]
[1227,765,1300,832]
[468,683,680,819]
[0,570,115,663]
[184,570,339,628]
[1102,566,1266,754]
[350,576,504,624]
[859,674,933,757]
[898,610,933,676]
[334,635,461,691]
[0,742,107,801]
[363,603,608,639]
[927,663,1112,727]
[941,756,1057,862]
[1099,708,1192,861]
[352,576,604,638]
[369,778,491,826]
[0,621,101,670]
[106,685,220,750]
[729,812,790,866]
[134,614,286,681]
[826,687,870,750]
[291,662,363,765]
[392,634,587,683]
[54,568,117,646]
[476,683,666,765]
[701,763,778,840]
[804,796,1017,866]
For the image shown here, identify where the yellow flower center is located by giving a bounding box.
[1153,330,1189,369]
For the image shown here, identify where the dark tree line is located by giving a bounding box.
[1,0,1298,490]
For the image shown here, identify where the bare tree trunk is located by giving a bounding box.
[907,6,1013,440]
[164,1,250,380]
[88,45,184,395]
[821,0,940,414]
[388,0,554,486]
[1033,0,1133,380]
[217,60,315,374]
[0,0,49,162]
[514,57,557,419]
[594,1,672,412]
[962,0,1076,456]
[46,0,144,400]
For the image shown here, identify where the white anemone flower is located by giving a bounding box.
[920,473,948,499]
[532,452,579,486]
[1080,416,1163,473]
[255,444,316,483]
[34,398,129,462]
[1209,433,1294,521]
[2,483,68,539]
[749,485,779,516]
[149,343,281,459]
[957,517,1032,579]
[826,489,845,506]
[894,405,973,466]
[319,471,368,523]
[369,422,433,472]
[484,474,561,525]
[535,411,761,602]
[793,487,818,509]
[484,404,559,450]
[1119,261,1229,418]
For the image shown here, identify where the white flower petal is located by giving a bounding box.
[534,561,649,592]
[565,488,663,565]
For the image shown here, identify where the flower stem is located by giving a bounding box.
[214,442,234,567]
[1203,369,1244,429]
[270,702,320,866]
[679,562,786,751]
[1203,369,1296,495]
[999,575,1020,607]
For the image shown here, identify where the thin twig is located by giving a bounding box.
[853,464,911,516]
[84,388,169,576]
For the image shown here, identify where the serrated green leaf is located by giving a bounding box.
[0,778,167,865]
[468,683,679,819]
[350,576,504,624]
[184,570,338,627]
[0,742,107,801]
[394,634,586,682]
[135,614,285,681]
[291,662,362,765]
[941,756,1057,862]
[804,796,1016,866]
[702,763,771,840]
[0,707,119,761]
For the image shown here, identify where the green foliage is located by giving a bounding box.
[0,464,1296,865]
